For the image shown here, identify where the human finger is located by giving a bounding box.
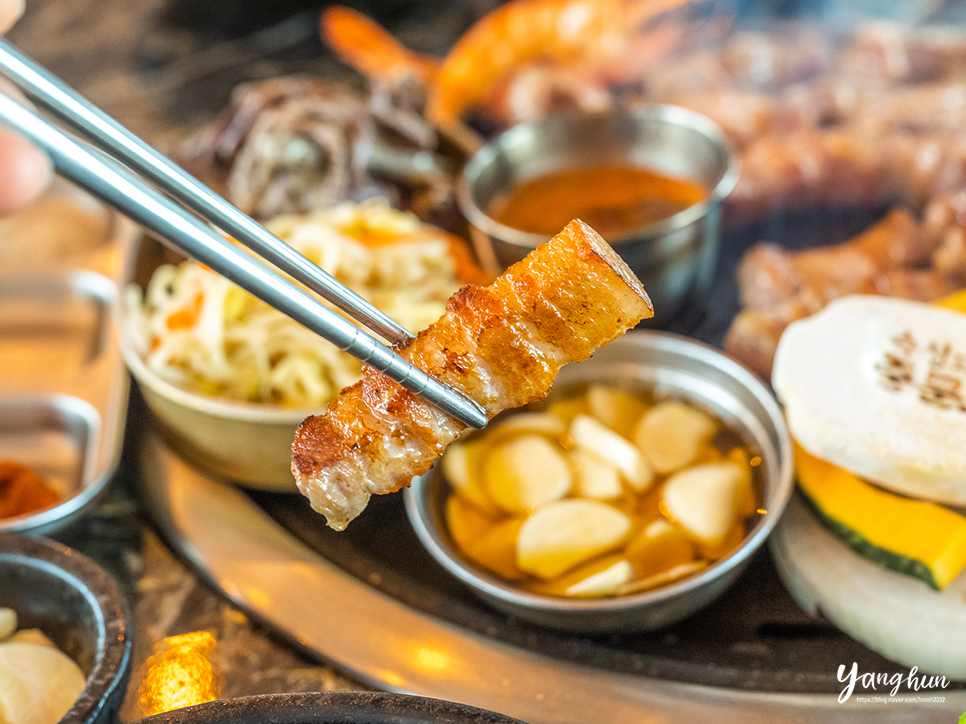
[0,124,52,215]
[0,0,24,33]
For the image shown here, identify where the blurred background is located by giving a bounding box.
[10,0,966,145]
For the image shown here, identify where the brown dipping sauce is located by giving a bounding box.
[0,461,59,519]
[489,165,707,239]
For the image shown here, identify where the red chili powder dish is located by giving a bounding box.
[490,165,707,239]
[0,461,60,519]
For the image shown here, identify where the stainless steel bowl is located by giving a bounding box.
[120,233,307,492]
[0,533,131,724]
[120,336,306,491]
[458,105,738,322]
[405,331,792,633]
[0,182,135,535]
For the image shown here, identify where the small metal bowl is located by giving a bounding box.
[0,533,131,724]
[405,331,792,633]
[121,336,305,491]
[0,182,135,535]
[120,234,307,492]
[458,105,738,321]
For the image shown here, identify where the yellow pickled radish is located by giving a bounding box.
[570,414,654,492]
[546,395,589,426]
[442,440,498,514]
[724,447,757,516]
[485,412,566,441]
[625,519,696,577]
[463,517,526,580]
[618,560,709,596]
[661,462,746,547]
[516,499,632,579]
[698,521,747,561]
[635,484,664,526]
[586,384,648,438]
[634,401,718,474]
[444,494,494,550]
[534,555,634,598]
[570,449,623,500]
[484,434,571,513]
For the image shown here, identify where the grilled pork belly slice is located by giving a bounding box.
[291,219,653,530]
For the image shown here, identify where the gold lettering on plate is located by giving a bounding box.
[876,331,966,412]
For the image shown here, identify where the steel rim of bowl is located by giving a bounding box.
[132,691,526,723]
[457,104,741,251]
[0,533,131,724]
[404,331,793,618]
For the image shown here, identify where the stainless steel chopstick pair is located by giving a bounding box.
[0,38,487,429]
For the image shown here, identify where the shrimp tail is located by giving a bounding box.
[321,6,439,85]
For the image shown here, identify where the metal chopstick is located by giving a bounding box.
[0,37,413,347]
[0,87,488,431]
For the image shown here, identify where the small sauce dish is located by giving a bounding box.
[405,331,792,633]
[459,105,738,322]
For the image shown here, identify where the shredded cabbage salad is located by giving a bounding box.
[126,201,466,408]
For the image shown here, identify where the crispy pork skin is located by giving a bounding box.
[292,220,653,529]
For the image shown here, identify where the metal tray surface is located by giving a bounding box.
[0,182,136,534]
[135,206,966,721]
[137,426,966,724]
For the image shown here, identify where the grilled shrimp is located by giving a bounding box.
[322,0,706,132]
[426,0,702,126]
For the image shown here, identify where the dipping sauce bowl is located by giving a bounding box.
[405,331,792,633]
[459,105,738,322]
